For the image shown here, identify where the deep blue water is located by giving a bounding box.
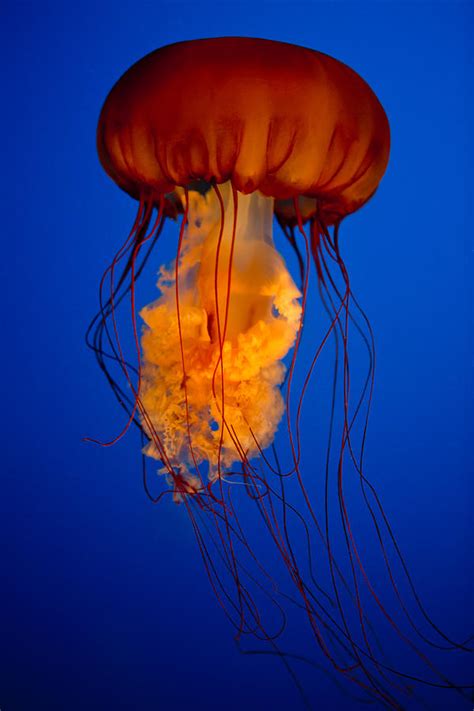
[2,2,472,710]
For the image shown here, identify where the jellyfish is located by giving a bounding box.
[89,38,472,709]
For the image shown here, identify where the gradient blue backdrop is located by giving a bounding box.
[2,2,472,709]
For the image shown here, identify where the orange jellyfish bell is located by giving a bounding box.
[97,37,390,225]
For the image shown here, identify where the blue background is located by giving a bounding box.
[1,1,472,709]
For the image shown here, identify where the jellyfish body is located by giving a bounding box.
[97,36,389,493]
[91,38,471,709]
[97,38,389,217]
